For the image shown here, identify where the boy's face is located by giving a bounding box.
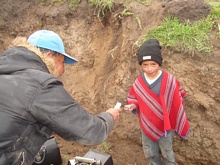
[141,60,160,79]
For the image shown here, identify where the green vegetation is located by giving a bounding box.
[51,0,80,7]
[120,0,152,6]
[141,16,216,54]
[39,0,46,6]
[218,23,220,38]
[209,1,220,39]
[69,0,81,7]
[139,1,220,54]
[96,141,112,154]
[89,0,114,19]
[120,8,134,17]
[51,0,67,4]
[208,2,220,17]
[119,9,142,29]
[48,0,220,53]
[50,0,114,12]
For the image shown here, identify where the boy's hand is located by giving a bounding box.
[124,104,136,112]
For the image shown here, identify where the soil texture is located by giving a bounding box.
[0,0,220,164]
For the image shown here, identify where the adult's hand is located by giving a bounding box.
[106,108,121,123]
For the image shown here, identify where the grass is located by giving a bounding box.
[151,16,214,53]
[95,141,112,154]
[139,15,219,55]
[137,1,220,54]
[120,0,152,6]
[51,0,67,4]
[208,1,220,39]
[48,0,220,53]
[50,0,114,18]
[119,8,142,29]
[89,0,114,19]
[69,0,81,7]
[208,2,220,17]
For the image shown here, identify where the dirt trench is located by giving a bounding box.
[0,0,220,165]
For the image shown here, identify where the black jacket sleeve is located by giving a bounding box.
[29,78,115,145]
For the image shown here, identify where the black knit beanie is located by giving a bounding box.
[138,39,163,66]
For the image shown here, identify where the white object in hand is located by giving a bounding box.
[114,102,121,109]
[124,105,132,111]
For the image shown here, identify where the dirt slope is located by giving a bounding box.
[0,0,220,165]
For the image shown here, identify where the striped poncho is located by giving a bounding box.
[127,71,190,142]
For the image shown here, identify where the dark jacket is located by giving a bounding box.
[0,46,114,165]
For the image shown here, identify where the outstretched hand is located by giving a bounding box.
[106,108,121,123]
[124,104,136,112]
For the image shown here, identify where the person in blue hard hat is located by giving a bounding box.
[0,30,120,165]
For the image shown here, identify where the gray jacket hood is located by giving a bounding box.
[0,46,49,74]
[0,36,57,77]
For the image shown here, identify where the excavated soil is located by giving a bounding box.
[0,0,220,165]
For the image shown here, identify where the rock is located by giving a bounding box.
[163,0,211,23]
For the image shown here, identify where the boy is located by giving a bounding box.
[124,39,190,165]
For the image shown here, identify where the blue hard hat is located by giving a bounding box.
[27,30,78,64]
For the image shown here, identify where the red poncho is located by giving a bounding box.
[127,71,190,142]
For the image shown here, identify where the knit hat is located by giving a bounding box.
[138,39,163,65]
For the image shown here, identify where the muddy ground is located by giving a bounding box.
[0,0,220,164]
